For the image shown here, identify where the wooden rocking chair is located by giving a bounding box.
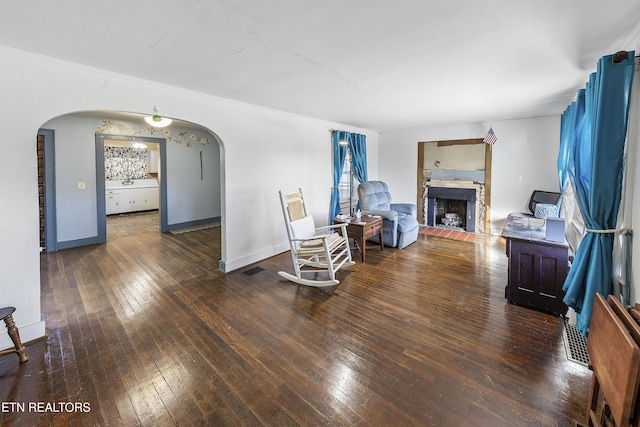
[278,189,354,287]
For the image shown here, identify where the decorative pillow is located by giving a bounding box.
[290,215,315,239]
[534,203,559,219]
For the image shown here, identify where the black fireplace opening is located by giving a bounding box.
[427,186,476,233]
[435,199,467,230]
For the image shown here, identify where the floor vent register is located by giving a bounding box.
[242,266,265,276]
[562,317,590,367]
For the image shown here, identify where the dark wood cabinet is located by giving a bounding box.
[502,213,568,316]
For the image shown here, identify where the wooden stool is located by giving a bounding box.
[0,307,28,363]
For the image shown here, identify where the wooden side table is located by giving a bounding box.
[0,307,28,363]
[334,215,384,263]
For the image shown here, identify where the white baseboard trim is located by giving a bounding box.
[0,320,46,351]
[220,243,289,273]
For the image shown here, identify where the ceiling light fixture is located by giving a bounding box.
[144,106,172,128]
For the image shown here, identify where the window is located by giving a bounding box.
[331,131,367,220]
[338,150,359,215]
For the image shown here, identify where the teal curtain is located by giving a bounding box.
[330,131,349,220]
[330,131,368,219]
[562,52,635,335]
[557,90,585,202]
[349,133,368,184]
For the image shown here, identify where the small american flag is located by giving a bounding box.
[483,127,497,145]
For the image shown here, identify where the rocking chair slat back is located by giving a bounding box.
[283,192,306,221]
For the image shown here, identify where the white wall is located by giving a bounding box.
[0,47,378,349]
[626,32,640,305]
[378,115,561,234]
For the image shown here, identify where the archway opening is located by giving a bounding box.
[38,110,225,266]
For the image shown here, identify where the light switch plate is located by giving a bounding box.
[78,181,85,189]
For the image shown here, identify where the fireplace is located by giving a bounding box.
[426,187,476,232]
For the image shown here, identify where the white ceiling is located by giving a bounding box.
[2,1,640,132]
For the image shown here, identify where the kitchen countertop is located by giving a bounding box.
[106,179,158,190]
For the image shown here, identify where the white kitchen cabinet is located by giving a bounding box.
[105,179,159,215]
[142,188,159,210]
[148,150,159,173]
[120,189,145,212]
[106,190,121,215]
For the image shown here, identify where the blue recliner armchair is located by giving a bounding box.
[357,181,419,249]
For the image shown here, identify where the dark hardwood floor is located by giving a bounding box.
[0,212,591,426]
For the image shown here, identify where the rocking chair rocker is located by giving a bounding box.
[278,189,355,287]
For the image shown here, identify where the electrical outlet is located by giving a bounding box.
[78,181,85,189]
